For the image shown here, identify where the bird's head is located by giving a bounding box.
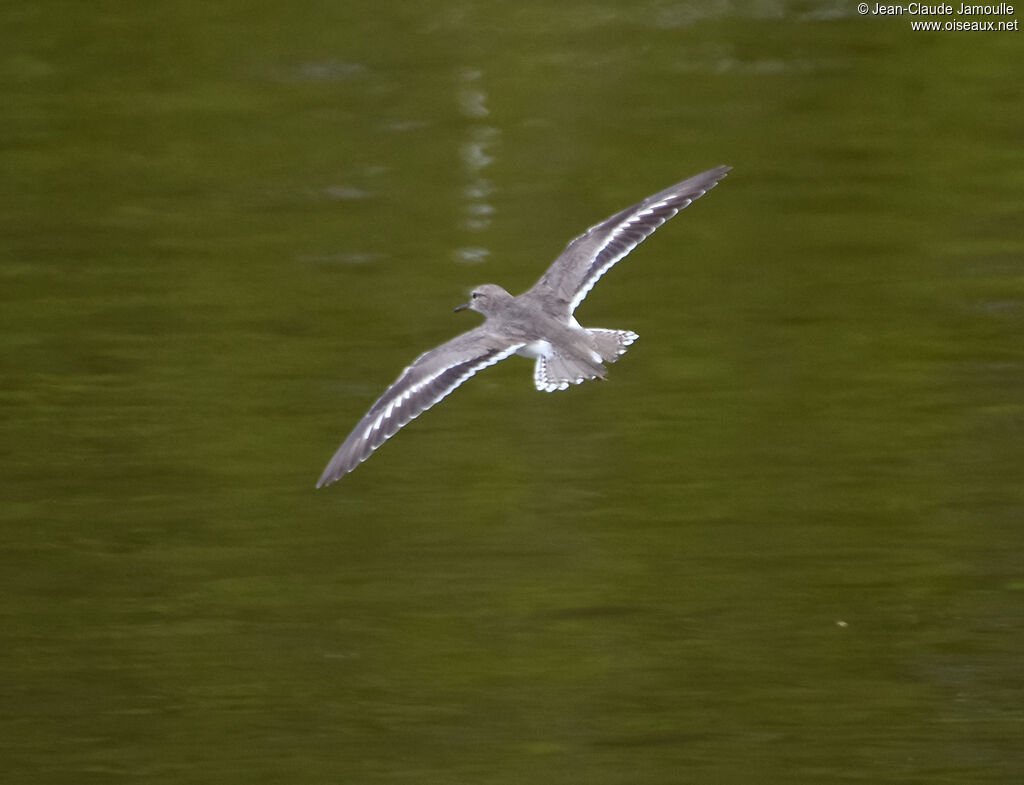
[454,284,513,317]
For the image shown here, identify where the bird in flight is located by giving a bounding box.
[317,165,731,486]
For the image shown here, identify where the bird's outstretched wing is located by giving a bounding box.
[317,327,525,487]
[525,166,731,315]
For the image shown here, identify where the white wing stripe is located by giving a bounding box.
[567,200,692,311]
[327,342,526,483]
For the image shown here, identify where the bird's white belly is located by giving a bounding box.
[516,340,554,359]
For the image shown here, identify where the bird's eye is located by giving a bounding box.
[471,291,479,299]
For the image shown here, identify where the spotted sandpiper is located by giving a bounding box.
[318,166,730,486]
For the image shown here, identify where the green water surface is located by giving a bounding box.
[2,2,1022,783]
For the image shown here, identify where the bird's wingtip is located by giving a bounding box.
[316,469,338,489]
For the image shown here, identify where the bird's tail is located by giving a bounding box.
[534,354,604,392]
[587,328,638,363]
[532,330,638,392]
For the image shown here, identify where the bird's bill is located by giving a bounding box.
[454,301,470,312]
